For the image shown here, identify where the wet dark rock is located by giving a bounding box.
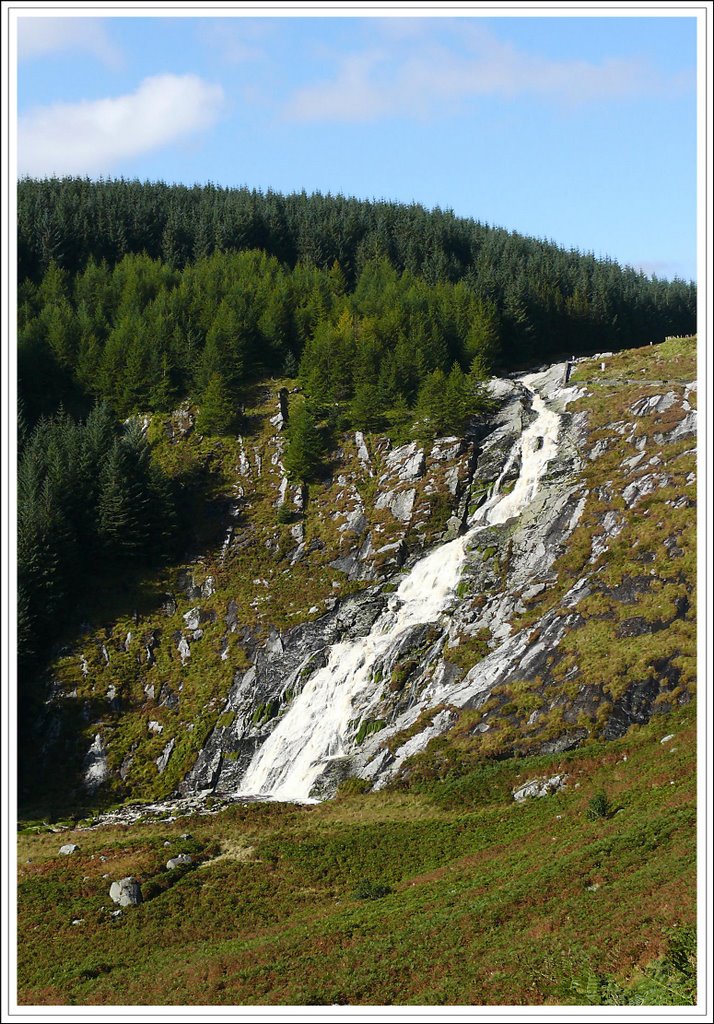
[158,685,179,711]
[225,599,239,631]
[536,730,589,755]
[176,570,202,600]
[616,616,661,639]
[308,758,356,801]
[600,576,653,604]
[603,673,675,741]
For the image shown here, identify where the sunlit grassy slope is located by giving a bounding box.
[17,703,695,1006]
[17,336,698,1006]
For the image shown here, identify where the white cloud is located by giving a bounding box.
[19,74,225,178]
[18,17,122,68]
[285,26,689,122]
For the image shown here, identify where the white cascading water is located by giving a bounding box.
[237,374,562,801]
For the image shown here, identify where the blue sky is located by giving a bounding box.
[16,13,698,281]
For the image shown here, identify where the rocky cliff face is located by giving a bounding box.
[38,338,697,810]
[182,363,587,799]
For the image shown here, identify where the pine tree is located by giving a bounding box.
[195,373,236,435]
[41,298,76,369]
[282,350,299,377]
[283,400,325,482]
[413,368,448,440]
[351,375,384,431]
[148,352,178,412]
[97,441,134,554]
[97,426,151,558]
[464,357,495,419]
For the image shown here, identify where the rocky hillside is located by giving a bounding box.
[30,336,696,815]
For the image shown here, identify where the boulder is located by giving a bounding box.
[166,853,193,870]
[59,844,79,856]
[109,877,143,907]
[512,774,567,802]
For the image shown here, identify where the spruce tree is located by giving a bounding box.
[351,376,384,431]
[97,441,134,555]
[283,400,325,482]
[195,373,236,435]
[413,368,448,440]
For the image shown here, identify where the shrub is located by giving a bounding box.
[586,790,614,821]
[276,503,293,524]
[352,880,393,900]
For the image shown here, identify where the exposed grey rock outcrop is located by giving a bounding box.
[270,388,289,431]
[631,393,677,417]
[181,588,388,795]
[355,431,372,474]
[166,405,194,441]
[512,775,567,802]
[84,733,109,792]
[182,368,588,800]
[381,442,425,482]
[156,738,175,774]
[170,362,693,804]
[375,487,416,522]
[178,634,191,664]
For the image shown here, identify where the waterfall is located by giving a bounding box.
[237,374,562,802]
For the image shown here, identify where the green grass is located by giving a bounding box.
[17,702,696,1006]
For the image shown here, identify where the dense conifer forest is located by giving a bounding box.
[18,179,696,422]
[16,177,696,731]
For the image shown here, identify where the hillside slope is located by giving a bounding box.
[28,336,696,814]
[18,700,696,1005]
[17,335,699,1007]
